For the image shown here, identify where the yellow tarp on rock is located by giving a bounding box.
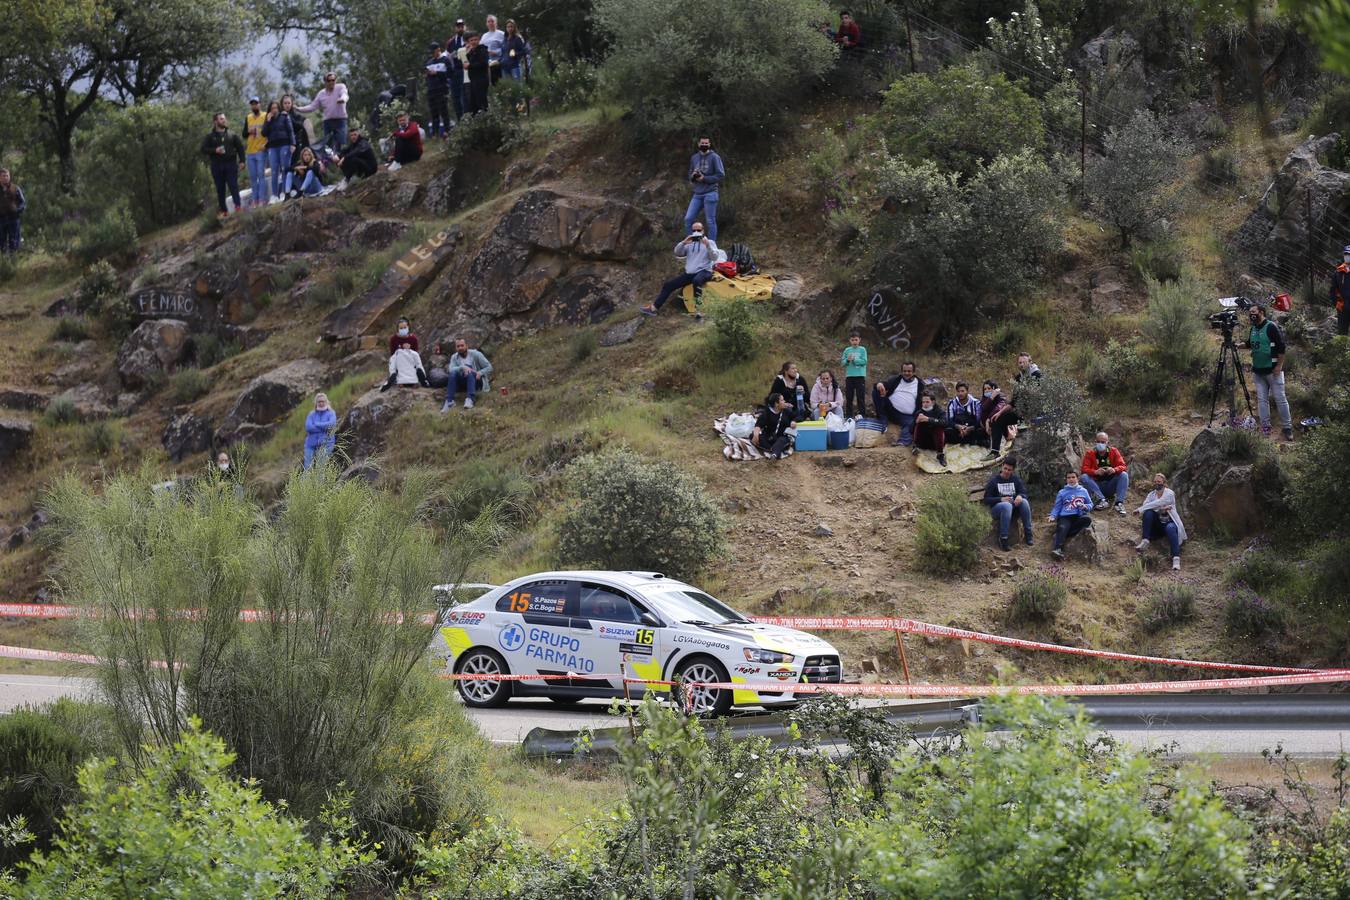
[680,273,776,312]
[914,441,1014,474]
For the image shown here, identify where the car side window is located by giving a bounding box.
[496,580,576,617]
[577,583,643,623]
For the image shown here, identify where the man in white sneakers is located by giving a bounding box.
[443,337,493,411]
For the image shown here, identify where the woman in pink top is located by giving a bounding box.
[297,71,349,152]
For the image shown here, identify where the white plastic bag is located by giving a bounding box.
[725,413,756,439]
[825,412,844,431]
[845,417,857,447]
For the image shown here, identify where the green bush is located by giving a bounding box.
[71,202,139,267]
[533,58,600,112]
[1087,109,1185,247]
[1154,441,1188,479]
[569,329,597,364]
[1129,236,1185,282]
[0,253,17,284]
[1084,338,1176,402]
[1201,147,1239,186]
[879,64,1044,174]
[1142,272,1208,375]
[42,397,79,426]
[593,0,835,139]
[559,447,725,580]
[85,420,126,456]
[19,723,370,894]
[450,104,526,159]
[193,333,242,368]
[1289,339,1350,532]
[1224,547,1291,592]
[1007,373,1089,489]
[1223,585,1286,638]
[171,368,211,403]
[985,0,1070,91]
[51,317,90,343]
[1305,540,1350,635]
[915,480,989,574]
[1008,568,1068,623]
[1138,582,1197,633]
[0,699,117,868]
[448,459,534,528]
[711,297,761,362]
[74,260,119,315]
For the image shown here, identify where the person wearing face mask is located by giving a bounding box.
[873,361,921,446]
[388,317,419,356]
[638,224,719,320]
[982,457,1033,552]
[1047,471,1093,561]
[1331,244,1350,336]
[1079,431,1130,515]
[684,137,725,242]
[382,340,430,391]
[1242,302,1293,440]
[752,393,794,459]
[1135,472,1186,571]
[945,382,982,446]
[216,451,232,473]
[303,393,337,469]
[810,369,843,419]
[979,380,1018,460]
[912,392,948,467]
[768,361,811,421]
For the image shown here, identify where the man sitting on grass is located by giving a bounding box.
[638,224,718,321]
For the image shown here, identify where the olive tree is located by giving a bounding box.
[1087,109,1186,248]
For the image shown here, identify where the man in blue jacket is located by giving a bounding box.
[447,20,468,120]
[684,137,724,242]
[1047,470,1093,561]
[638,223,719,321]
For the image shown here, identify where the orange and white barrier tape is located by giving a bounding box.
[0,644,101,665]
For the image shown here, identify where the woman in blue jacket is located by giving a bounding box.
[303,392,337,469]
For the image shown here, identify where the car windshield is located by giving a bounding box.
[654,589,751,625]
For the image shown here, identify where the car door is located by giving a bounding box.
[492,579,579,682]
[574,581,659,694]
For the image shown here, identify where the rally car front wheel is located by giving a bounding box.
[674,656,733,718]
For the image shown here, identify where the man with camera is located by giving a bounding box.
[684,138,724,242]
[1244,301,1293,440]
[638,223,719,320]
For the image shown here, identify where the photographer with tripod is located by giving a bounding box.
[1243,302,1293,441]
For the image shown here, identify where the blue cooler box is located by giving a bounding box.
[795,425,828,452]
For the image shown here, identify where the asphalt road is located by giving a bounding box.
[4,676,1347,757]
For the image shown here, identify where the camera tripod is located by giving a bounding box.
[1207,326,1255,427]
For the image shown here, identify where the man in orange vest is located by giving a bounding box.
[1331,244,1350,335]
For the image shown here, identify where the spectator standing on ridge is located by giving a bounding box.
[638,223,719,321]
[424,43,451,138]
[913,392,948,467]
[1244,301,1294,440]
[0,168,25,254]
[753,393,794,458]
[447,20,469,120]
[201,112,246,218]
[261,100,295,200]
[443,338,493,411]
[810,370,843,419]
[388,317,419,356]
[335,124,378,186]
[243,97,270,208]
[840,331,869,418]
[983,457,1033,552]
[1332,244,1350,336]
[463,33,491,115]
[1047,470,1093,561]
[388,112,424,166]
[482,15,506,84]
[303,393,337,469]
[1135,472,1186,571]
[382,340,429,391]
[501,20,528,81]
[297,72,349,153]
[685,137,725,242]
[1079,431,1130,515]
[945,382,982,446]
[768,361,811,421]
[873,361,921,446]
[980,380,1018,459]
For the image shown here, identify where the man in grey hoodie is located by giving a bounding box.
[442,337,493,411]
[639,224,719,321]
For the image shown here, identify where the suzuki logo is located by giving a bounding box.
[498,623,525,652]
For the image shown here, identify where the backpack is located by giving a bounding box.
[729,242,758,275]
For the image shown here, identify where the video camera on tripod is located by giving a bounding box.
[1205,291,1290,427]
[1208,295,1254,335]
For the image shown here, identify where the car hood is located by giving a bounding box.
[694,621,837,656]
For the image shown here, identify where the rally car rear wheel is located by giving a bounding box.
[455,648,511,708]
[674,656,733,717]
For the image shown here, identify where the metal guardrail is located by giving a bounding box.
[521,694,1350,758]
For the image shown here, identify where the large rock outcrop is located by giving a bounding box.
[1171,428,1287,538]
[0,418,34,463]
[214,359,328,446]
[335,386,422,463]
[116,319,193,390]
[162,413,214,462]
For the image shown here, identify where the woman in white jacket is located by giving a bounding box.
[381,340,428,391]
[1135,472,1186,571]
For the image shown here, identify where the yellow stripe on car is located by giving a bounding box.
[730,675,757,706]
[627,657,669,692]
[440,626,473,661]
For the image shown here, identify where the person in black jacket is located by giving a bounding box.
[424,42,451,138]
[261,100,294,201]
[982,457,1033,551]
[753,393,794,458]
[281,94,310,166]
[336,125,378,183]
[501,19,528,80]
[201,113,246,217]
[464,32,491,115]
[767,361,811,421]
[912,392,947,467]
[447,20,468,120]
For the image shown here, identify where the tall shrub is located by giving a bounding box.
[559,447,725,580]
[985,2,1069,91]
[82,103,212,231]
[1087,110,1185,248]
[914,480,989,574]
[1002,372,1088,488]
[1142,272,1208,375]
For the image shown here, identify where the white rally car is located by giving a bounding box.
[434,570,843,716]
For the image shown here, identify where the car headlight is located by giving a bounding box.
[744,648,794,664]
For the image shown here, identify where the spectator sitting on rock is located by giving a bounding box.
[810,369,843,419]
[0,167,26,254]
[753,393,794,459]
[288,146,325,198]
[1135,472,1186,571]
[443,337,493,411]
[638,224,719,321]
[912,392,947,467]
[336,124,378,186]
[1047,470,1093,561]
[388,112,423,167]
[303,393,337,470]
[873,361,921,446]
[388,317,419,356]
[1079,431,1129,515]
[983,456,1033,552]
[980,380,1019,460]
[768,361,811,421]
[382,340,429,391]
[945,381,982,446]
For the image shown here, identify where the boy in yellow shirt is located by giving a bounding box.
[244,97,270,207]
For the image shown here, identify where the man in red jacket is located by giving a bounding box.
[832,11,862,50]
[1080,431,1130,516]
[1331,244,1350,336]
[387,112,423,166]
